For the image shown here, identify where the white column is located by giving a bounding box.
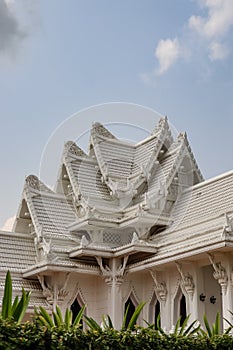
[221,255,233,331]
[100,257,125,329]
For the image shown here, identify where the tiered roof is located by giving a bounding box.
[1,117,233,310]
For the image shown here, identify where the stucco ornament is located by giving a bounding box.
[175,262,195,300]
[208,253,228,294]
[150,270,167,303]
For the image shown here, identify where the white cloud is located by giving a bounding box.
[189,0,233,39]
[155,38,180,75]
[149,0,233,78]
[208,41,229,60]
[1,215,15,231]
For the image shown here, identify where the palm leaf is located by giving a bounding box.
[183,319,200,336]
[127,302,146,330]
[64,309,72,328]
[106,314,114,329]
[213,312,220,335]
[56,305,63,323]
[121,303,130,330]
[11,296,19,315]
[203,313,212,337]
[2,270,12,319]
[38,306,54,328]
[83,315,102,331]
[101,314,114,329]
[52,310,62,327]
[13,289,31,323]
[178,314,190,335]
[37,315,52,328]
[174,316,181,336]
[156,313,166,335]
[73,305,86,328]
[223,317,233,331]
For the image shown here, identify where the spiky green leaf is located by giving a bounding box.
[72,305,86,328]
[2,270,12,319]
[38,306,54,328]
[127,302,146,330]
[203,313,212,337]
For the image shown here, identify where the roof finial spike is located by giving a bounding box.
[151,115,170,136]
[177,131,188,143]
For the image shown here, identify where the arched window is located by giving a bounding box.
[124,297,135,328]
[180,294,187,326]
[149,292,161,328]
[154,300,161,329]
[174,286,187,326]
[70,297,84,328]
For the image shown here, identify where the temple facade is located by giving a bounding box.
[1,117,233,330]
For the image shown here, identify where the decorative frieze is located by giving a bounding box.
[64,141,86,157]
[150,270,167,303]
[96,256,128,286]
[223,213,233,234]
[208,253,228,294]
[34,226,57,263]
[175,262,195,300]
[26,175,53,193]
[92,122,115,139]
[37,273,70,306]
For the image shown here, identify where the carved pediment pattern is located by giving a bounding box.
[26,175,53,193]
[65,141,86,157]
[92,122,115,139]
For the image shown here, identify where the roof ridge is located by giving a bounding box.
[183,168,233,193]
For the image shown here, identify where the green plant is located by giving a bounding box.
[155,313,200,336]
[199,312,231,338]
[121,301,146,330]
[35,304,86,329]
[83,301,146,331]
[83,314,103,331]
[0,270,31,323]
[223,310,233,330]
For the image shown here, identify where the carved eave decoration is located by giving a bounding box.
[175,261,195,300]
[165,132,203,190]
[149,270,168,303]
[222,213,233,239]
[208,253,228,294]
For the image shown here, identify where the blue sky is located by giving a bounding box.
[0,0,233,229]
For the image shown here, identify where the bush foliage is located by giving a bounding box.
[1,272,233,349]
[1,319,233,350]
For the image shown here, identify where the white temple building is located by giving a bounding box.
[1,117,233,330]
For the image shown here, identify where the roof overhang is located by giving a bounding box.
[68,211,171,231]
[22,261,99,278]
[69,241,157,259]
[127,235,233,273]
